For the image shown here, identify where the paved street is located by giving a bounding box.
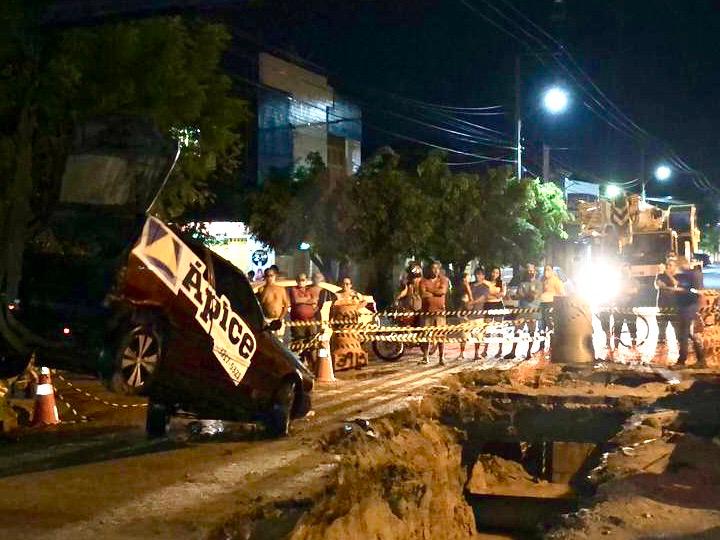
[704,265,720,290]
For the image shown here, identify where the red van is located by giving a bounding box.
[113,217,314,437]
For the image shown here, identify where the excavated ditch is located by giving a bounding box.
[211,364,700,540]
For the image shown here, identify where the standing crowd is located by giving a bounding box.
[252,254,708,370]
[395,261,565,366]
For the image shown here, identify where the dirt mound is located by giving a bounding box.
[290,420,476,540]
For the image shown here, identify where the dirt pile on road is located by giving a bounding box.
[290,418,476,540]
[212,365,720,540]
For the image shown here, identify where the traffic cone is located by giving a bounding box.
[31,367,60,426]
[315,340,336,384]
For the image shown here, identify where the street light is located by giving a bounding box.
[515,83,571,180]
[655,165,672,181]
[605,184,622,198]
[542,87,570,114]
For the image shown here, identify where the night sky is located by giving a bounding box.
[221,0,719,221]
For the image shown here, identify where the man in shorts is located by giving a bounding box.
[255,267,289,338]
[419,261,449,365]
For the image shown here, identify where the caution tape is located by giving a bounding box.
[53,371,148,409]
[54,389,90,423]
[282,307,543,328]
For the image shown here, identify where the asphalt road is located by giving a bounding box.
[0,349,526,540]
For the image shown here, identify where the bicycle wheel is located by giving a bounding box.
[373,340,405,361]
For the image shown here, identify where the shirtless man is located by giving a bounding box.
[419,261,450,365]
[255,268,289,337]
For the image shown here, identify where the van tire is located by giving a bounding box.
[111,325,161,395]
[267,380,296,438]
[146,401,171,438]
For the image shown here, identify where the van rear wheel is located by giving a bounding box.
[267,380,296,438]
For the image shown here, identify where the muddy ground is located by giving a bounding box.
[211,360,720,540]
[1,351,720,539]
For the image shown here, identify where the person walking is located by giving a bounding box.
[419,261,449,365]
[504,264,542,360]
[255,267,290,338]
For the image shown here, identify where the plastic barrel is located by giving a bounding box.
[550,295,595,364]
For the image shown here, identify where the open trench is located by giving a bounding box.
[210,363,720,540]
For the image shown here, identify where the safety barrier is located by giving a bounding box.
[53,371,148,409]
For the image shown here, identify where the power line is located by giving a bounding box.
[238,75,516,164]
[461,0,717,196]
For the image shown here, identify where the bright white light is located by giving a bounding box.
[299,242,311,251]
[655,165,672,181]
[543,87,569,114]
[575,260,621,308]
[606,184,622,198]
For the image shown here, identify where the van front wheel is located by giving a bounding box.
[267,380,296,438]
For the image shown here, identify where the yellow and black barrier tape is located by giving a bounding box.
[53,371,148,409]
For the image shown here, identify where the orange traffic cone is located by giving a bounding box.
[31,367,60,426]
[315,341,336,384]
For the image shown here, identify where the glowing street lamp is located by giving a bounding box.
[605,184,622,198]
[542,87,570,114]
[655,165,672,181]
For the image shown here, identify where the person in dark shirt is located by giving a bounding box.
[655,258,679,348]
[673,257,706,367]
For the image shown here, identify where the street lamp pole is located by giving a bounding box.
[515,55,522,180]
[640,146,647,202]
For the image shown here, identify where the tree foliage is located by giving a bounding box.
[245,148,570,304]
[0,2,247,298]
[701,224,720,255]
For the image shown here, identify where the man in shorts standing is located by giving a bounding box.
[255,267,289,338]
[419,261,449,365]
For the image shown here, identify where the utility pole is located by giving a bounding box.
[542,143,551,183]
[515,55,522,180]
[640,146,647,202]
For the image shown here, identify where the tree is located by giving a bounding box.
[245,149,432,304]
[345,149,433,304]
[505,178,569,266]
[701,224,720,257]
[417,151,569,281]
[0,3,247,299]
[245,153,354,277]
